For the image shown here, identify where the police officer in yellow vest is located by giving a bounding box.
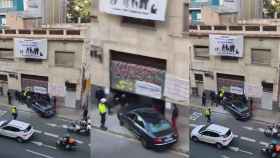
[11,106,18,120]
[99,98,107,130]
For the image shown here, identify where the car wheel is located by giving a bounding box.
[16,137,24,143]
[216,143,223,149]
[141,138,149,149]
[191,136,199,142]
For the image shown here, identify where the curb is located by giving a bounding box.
[92,124,189,155]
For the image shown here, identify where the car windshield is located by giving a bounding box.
[147,120,171,134]
[199,125,208,133]
[222,129,231,138]
[232,101,248,112]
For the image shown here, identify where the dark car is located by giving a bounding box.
[117,107,177,150]
[31,100,55,118]
[221,99,251,120]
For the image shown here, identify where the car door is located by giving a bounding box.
[199,131,217,144]
[132,116,146,138]
[126,113,137,130]
[1,126,19,138]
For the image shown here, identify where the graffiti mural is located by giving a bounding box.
[110,60,165,97]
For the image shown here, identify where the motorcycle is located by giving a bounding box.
[261,146,280,158]
[67,120,91,136]
[56,137,77,150]
[264,124,280,137]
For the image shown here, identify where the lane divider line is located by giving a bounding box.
[26,149,54,158]
[240,136,256,143]
[43,132,59,138]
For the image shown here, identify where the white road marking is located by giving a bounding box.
[221,155,230,158]
[242,126,254,131]
[239,149,254,155]
[189,123,198,127]
[33,129,42,134]
[229,146,239,152]
[62,125,68,129]
[260,141,269,146]
[190,112,202,121]
[31,141,57,150]
[44,132,59,138]
[233,134,239,138]
[240,136,256,143]
[0,110,7,117]
[46,123,57,127]
[258,128,265,133]
[75,140,84,144]
[229,146,254,155]
[43,144,57,150]
[26,149,54,158]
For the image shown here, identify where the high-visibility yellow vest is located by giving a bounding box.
[98,103,107,114]
[11,107,16,114]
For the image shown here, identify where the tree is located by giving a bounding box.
[67,0,91,23]
[264,0,280,18]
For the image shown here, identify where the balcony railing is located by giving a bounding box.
[0,29,84,37]
[189,25,278,32]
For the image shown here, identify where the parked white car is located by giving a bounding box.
[0,120,34,143]
[191,124,234,149]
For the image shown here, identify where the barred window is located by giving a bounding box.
[194,45,209,59]
[251,49,271,65]
[0,48,13,60]
[55,51,75,67]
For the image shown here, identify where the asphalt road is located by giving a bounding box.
[189,106,274,158]
[92,128,188,158]
[0,106,90,158]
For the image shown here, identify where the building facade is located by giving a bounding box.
[189,25,280,111]
[0,28,86,108]
[190,0,263,24]
[0,0,67,28]
[89,0,191,110]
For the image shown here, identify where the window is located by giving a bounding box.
[194,45,209,59]
[55,51,75,67]
[195,74,203,82]
[0,48,13,60]
[122,16,156,28]
[251,49,271,65]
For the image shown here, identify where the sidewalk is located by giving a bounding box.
[0,96,83,121]
[190,96,280,123]
[92,104,189,155]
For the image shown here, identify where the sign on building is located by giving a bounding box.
[99,0,168,21]
[209,34,244,57]
[23,0,43,18]
[135,80,162,99]
[14,38,48,59]
[222,0,240,12]
[164,74,189,103]
[244,83,262,98]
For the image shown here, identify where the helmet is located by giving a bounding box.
[100,98,106,103]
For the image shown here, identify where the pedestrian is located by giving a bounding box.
[171,104,179,135]
[7,91,12,105]
[98,98,107,130]
[203,107,211,123]
[249,98,253,112]
[83,106,88,121]
[218,88,225,104]
[120,93,127,108]
[202,92,206,106]
[11,106,18,120]
[210,91,216,106]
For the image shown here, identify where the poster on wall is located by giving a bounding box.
[209,34,244,57]
[222,0,240,12]
[99,0,168,21]
[244,83,262,98]
[14,38,48,59]
[135,80,162,99]
[164,74,189,103]
[33,86,47,94]
[23,0,43,18]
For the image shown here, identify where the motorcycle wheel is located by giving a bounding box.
[264,129,272,137]
[65,144,71,150]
